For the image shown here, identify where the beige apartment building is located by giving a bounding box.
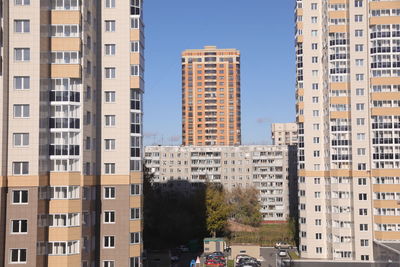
[271,123,298,145]
[144,145,298,222]
[0,1,144,266]
[181,46,241,146]
[295,0,400,262]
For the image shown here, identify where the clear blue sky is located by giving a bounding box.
[143,0,295,146]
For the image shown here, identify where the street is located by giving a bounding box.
[260,247,293,267]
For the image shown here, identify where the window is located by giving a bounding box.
[12,190,28,204]
[104,163,115,174]
[14,48,30,61]
[15,0,30,5]
[355,0,363,8]
[311,3,317,10]
[356,74,364,81]
[131,18,139,29]
[103,261,115,267]
[356,118,365,125]
[105,67,116,79]
[105,0,115,8]
[105,44,116,56]
[50,24,79,37]
[130,208,140,220]
[360,239,369,247]
[130,257,140,267]
[11,220,27,234]
[48,241,79,255]
[357,148,366,156]
[104,187,115,199]
[312,97,319,103]
[356,88,364,96]
[312,83,319,90]
[358,163,366,170]
[130,184,141,195]
[50,0,79,10]
[105,91,116,103]
[10,249,26,263]
[355,15,363,22]
[312,56,318,63]
[359,209,368,215]
[357,133,366,141]
[360,224,368,231]
[355,44,363,52]
[105,139,115,150]
[312,110,319,117]
[355,29,363,37]
[358,178,367,185]
[131,65,143,77]
[356,103,365,110]
[48,213,80,227]
[311,43,318,50]
[315,205,321,212]
[314,178,320,184]
[315,219,322,225]
[105,115,116,126]
[131,41,141,52]
[13,133,29,147]
[311,16,318,23]
[356,59,364,66]
[130,232,141,244]
[14,76,30,90]
[105,20,116,32]
[316,247,322,254]
[13,162,29,175]
[311,30,318,37]
[104,236,115,248]
[359,193,367,200]
[361,255,369,261]
[13,104,30,118]
[14,20,30,33]
[49,186,80,199]
[104,211,115,223]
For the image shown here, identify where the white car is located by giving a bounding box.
[275,242,292,249]
[278,250,287,257]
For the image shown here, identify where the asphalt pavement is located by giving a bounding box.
[260,247,295,267]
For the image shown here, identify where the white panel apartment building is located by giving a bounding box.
[295,0,400,262]
[145,145,297,222]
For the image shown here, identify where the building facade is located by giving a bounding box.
[181,46,242,146]
[144,145,297,222]
[0,0,144,266]
[295,0,400,261]
[271,123,298,145]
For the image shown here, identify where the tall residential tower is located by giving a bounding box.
[182,46,241,146]
[295,0,400,261]
[0,0,144,266]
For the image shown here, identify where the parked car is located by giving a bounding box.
[235,254,251,264]
[205,258,225,266]
[275,241,292,249]
[278,250,288,257]
[207,252,225,261]
[237,257,261,267]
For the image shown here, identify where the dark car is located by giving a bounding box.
[237,257,261,267]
